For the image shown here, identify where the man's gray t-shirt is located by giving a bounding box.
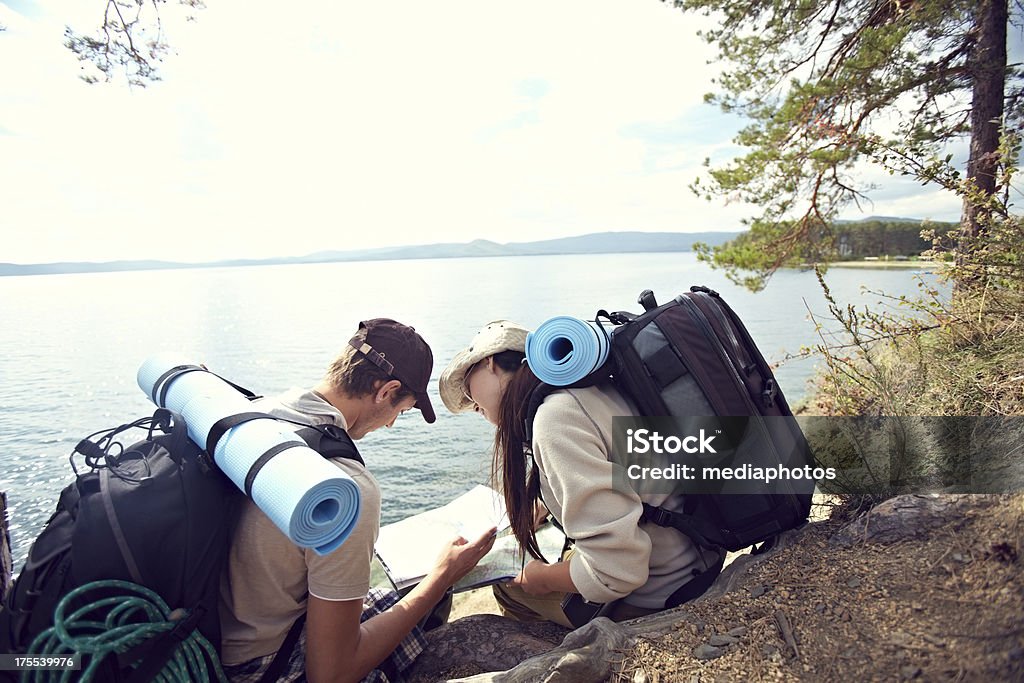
[218,389,381,665]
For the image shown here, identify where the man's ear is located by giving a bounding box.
[376,379,404,403]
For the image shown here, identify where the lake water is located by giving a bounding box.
[0,252,941,566]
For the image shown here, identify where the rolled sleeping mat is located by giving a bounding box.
[525,316,611,387]
[137,353,360,555]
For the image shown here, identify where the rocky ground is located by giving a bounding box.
[613,494,1023,682]
[410,494,1023,682]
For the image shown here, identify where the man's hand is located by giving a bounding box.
[429,526,497,586]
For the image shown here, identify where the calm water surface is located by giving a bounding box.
[0,253,942,566]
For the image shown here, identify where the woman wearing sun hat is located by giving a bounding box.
[439,320,724,628]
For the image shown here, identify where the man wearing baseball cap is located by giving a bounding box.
[220,319,495,683]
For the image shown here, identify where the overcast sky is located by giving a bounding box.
[0,0,965,265]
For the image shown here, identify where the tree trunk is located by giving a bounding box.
[959,0,1008,256]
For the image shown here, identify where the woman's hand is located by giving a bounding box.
[510,559,553,595]
[511,558,577,596]
[429,527,497,586]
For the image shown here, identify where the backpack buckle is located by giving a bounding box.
[762,379,777,408]
[167,606,204,641]
[196,451,215,474]
[643,504,673,527]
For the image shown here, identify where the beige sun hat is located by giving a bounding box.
[439,320,530,413]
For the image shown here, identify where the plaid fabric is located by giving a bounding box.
[222,587,427,683]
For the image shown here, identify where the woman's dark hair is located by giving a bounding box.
[490,350,526,374]
[490,351,547,560]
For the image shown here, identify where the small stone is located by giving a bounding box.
[708,634,739,647]
[693,644,725,661]
[889,631,913,647]
[901,666,922,679]
[750,584,767,598]
[815,603,826,614]
[847,576,862,588]
[727,626,748,637]
[1009,646,1024,661]
[633,670,649,683]
[952,552,965,562]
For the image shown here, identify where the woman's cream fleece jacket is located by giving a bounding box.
[532,384,722,609]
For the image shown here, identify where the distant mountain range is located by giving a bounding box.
[2,218,942,277]
[0,231,742,277]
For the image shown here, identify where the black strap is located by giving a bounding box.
[522,373,613,447]
[640,502,724,551]
[206,411,276,456]
[536,497,574,560]
[751,534,780,555]
[122,579,307,682]
[665,554,725,608]
[147,409,191,466]
[258,614,306,683]
[244,441,306,497]
[596,309,635,326]
[523,382,559,446]
[208,416,364,496]
[293,425,364,466]
[123,606,206,683]
[151,364,259,407]
[151,364,203,405]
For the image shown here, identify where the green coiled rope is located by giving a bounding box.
[21,580,227,683]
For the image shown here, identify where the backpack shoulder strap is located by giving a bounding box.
[294,424,364,466]
[522,393,576,556]
[209,410,365,466]
[523,370,620,446]
[523,382,559,447]
[257,613,306,683]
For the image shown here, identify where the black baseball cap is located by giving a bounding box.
[349,319,436,423]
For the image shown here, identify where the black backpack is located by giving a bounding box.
[0,391,361,681]
[526,286,814,554]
